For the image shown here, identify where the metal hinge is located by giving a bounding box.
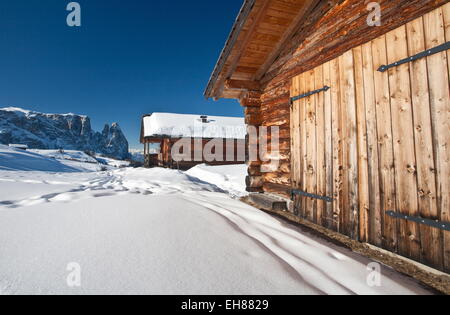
[386,211,450,232]
[378,41,450,72]
[290,86,330,104]
[291,189,334,203]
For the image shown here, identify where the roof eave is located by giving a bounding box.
[204,0,256,100]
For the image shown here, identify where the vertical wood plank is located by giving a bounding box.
[441,0,450,274]
[290,76,298,214]
[443,3,450,77]
[372,35,398,253]
[406,17,443,269]
[299,73,307,218]
[340,50,359,239]
[353,46,370,243]
[362,42,383,247]
[338,55,348,235]
[330,58,342,232]
[305,69,317,222]
[292,75,302,216]
[315,65,326,226]
[386,26,421,261]
[291,75,300,189]
[323,61,334,230]
[299,73,308,218]
[424,7,450,273]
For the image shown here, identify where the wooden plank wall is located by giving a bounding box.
[290,4,450,272]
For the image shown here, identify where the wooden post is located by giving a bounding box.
[241,90,263,193]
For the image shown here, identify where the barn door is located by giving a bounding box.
[290,56,357,239]
[290,4,450,272]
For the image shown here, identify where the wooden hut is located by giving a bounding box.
[205,0,450,272]
[140,113,246,170]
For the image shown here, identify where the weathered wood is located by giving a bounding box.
[424,7,450,273]
[406,16,442,270]
[353,46,370,243]
[261,0,448,90]
[330,58,342,233]
[386,25,421,261]
[290,74,300,188]
[263,170,291,185]
[241,97,262,108]
[263,182,292,199]
[209,0,450,272]
[244,106,262,125]
[361,42,382,247]
[248,163,262,176]
[314,65,325,226]
[225,79,261,91]
[305,69,317,222]
[341,50,359,239]
[248,193,288,212]
[246,175,264,189]
[298,72,307,217]
[372,35,398,253]
[441,1,450,274]
[323,61,334,230]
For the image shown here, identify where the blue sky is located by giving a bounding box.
[0,0,244,149]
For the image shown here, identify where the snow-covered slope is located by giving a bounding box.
[0,151,433,295]
[0,145,116,173]
[29,150,98,164]
[186,164,247,197]
[0,107,129,160]
[0,165,431,294]
[0,145,80,172]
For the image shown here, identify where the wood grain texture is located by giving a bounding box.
[441,1,450,274]
[406,16,443,270]
[371,35,398,253]
[361,42,382,247]
[386,25,421,261]
[424,7,450,273]
[353,46,370,243]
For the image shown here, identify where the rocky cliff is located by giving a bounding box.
[0,107,129,160]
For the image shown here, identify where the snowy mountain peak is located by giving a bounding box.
[0,107,89,119]
[1,107,32,114]
[0,107,130,160]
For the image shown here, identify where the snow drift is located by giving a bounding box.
[0,145,79,172]
[0,150,432,295]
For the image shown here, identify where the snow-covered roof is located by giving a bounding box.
[143,113,246,140]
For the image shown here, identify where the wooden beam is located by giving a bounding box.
[261,0,446,87]
[254,0,321,80]
[225,79,261,91]
[215,0,272,98]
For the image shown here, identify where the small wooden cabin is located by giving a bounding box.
[205,0,450,272]
[140,113,246,170]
